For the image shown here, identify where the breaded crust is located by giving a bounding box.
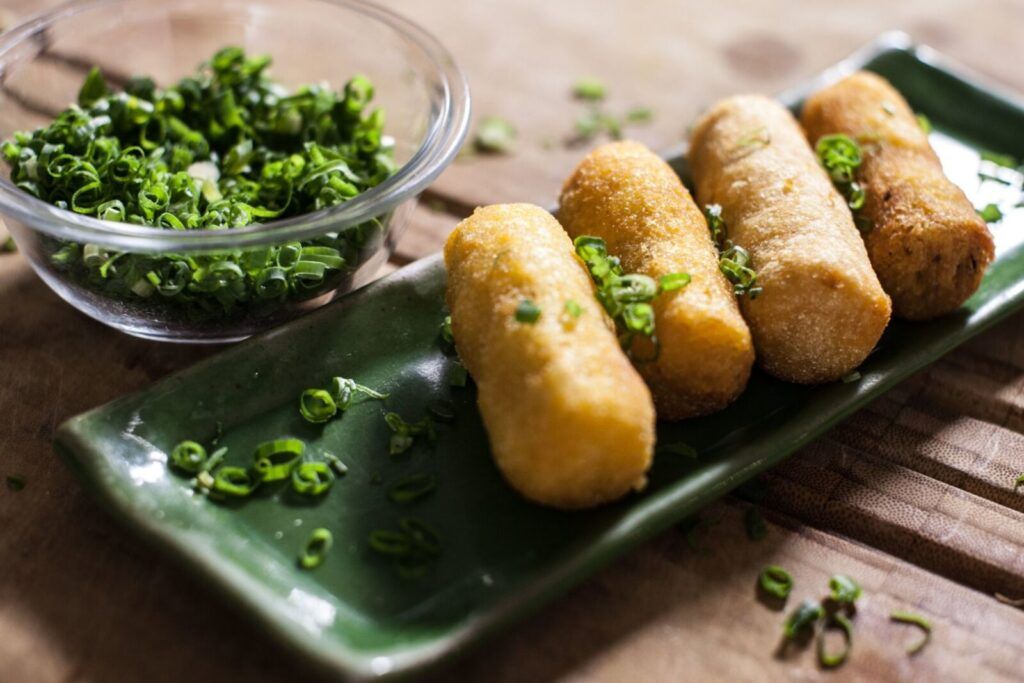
[689,95,892,383]
[801,71,994,320]
[444,203,656,509]
[558,141,754,419]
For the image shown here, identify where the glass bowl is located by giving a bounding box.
[0,0,469,342]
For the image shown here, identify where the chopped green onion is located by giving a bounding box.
[324,452,349,477]
[440,314,454,344]
[758,565,793,599]
[784,599,825,639]
[702,206,762,298]
[718,243,762,298]
[916,113,932,133]
[572,77,607,102]
[881,101,897,116]
[625,107,653,123]
[3,48,395,322]
[368,517,441,577]
[816,133,866,211]
[299,528,333,569]
[1,237,15,253]
[564,299,584,319]
[474,116,517,154]
[515,299,542,323]
[384,412,436,455]
[704,204,726,247]
[817,613,854,668]
[299,388,337,424]
[329,377,388,410]
[977,203,1003,223]
[253,438,304,481]
[170,440,207,473]
[1014,473,1024,490]
[368,529,413,556]
[746,506,767,541]
[842,371,862,384]
[573,234,686,357]
[659,272,691,292]
[828,574,862,605]
[388,473,437,503]
[211,466,257,498]
[292,461,335,496]
[5,475,25,491]
[890,611,932,655]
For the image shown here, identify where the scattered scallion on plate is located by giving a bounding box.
[292,461,335,496]
[388,473,437,504]
[368,517,442,577]
[299,528,333,570]
[298,376,387,424]
[385,412,436,455]
[253,438,305,482]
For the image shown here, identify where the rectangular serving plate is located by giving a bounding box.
[55,32,1024,680]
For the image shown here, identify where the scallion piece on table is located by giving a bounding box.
[828,574,862,605]
[758,565,793,599]
[783,599,824,639]
[890,611,932,655]
[817,613,854,668]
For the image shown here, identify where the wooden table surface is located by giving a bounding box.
[2,1,1024,681]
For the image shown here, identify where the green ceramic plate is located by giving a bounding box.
[55,32,1024,680]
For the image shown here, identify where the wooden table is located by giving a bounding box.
[2,1,1024,680]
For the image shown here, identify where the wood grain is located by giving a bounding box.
[434,502,1024,683]
[2,0,1024,681]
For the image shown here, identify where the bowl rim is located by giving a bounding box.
[0,0,471,252]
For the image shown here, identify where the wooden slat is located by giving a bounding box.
[762,432,1024,599]
[388,0,1024,212]
[436,501,1024,682]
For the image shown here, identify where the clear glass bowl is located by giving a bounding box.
[0,0,469,342]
